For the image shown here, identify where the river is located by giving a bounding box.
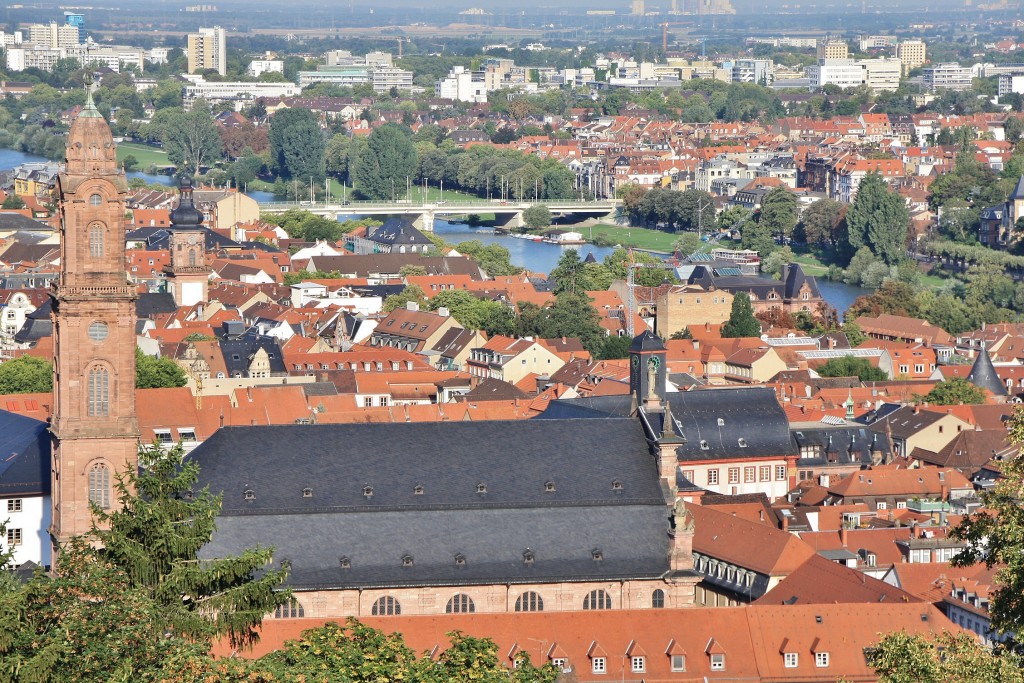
[0,148,866,314]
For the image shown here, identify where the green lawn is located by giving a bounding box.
[117,142,170,169]
[583,224,679,253]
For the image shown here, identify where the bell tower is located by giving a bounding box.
[50,88,139,553]
[164,177,209,307]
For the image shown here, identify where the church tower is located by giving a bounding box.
[50,89,139,552]
[164,177,209,307]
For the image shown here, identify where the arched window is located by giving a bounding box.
[274,599,304,618]
[88,223,104,258]
[583,589,612,610]
[87,366,109,417]
[652,589,665,609]
[371,596,401,616]
[515,591,544,612]
[89,193,103,206]
[87,462,110,508]
[446,594,475,614]
[188,250,197,267]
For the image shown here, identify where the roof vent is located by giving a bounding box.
[545,481,556,492]
[612,479,623,492]
[413,485,424,495]
[454,553,467,567]
[700,440,709,450]
[401,554,414,567]
[523,549,535,565]
[476,483,487,494]
[363,485,374,499]
[717,418,725,426]
[302,487,313,498]
[592,548,604,561]
[244,489,255,500]
[738,438,747,448]
[815,615,823,624]
[339,556,351,569]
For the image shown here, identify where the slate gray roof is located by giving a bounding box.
[190,419,672,589]
[368,217,433,248]
[0,411,51,497]
[967,347,1007,396]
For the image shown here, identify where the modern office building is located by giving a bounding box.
[896,40,926,75]
[922,63,973,92]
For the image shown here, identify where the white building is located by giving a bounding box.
[26,22,79,48]
[0,413,52,570]
[65,42,147,73]
[435,66,487,103]
[732,59,773,85]
[923,63,973,92]
[807,59,865,90]
[5,46,62,72]
[998,73,1024,96]
[181,78,300,110]
[862,58,902,91]
[247,59,283,78]
[371,66,414,92]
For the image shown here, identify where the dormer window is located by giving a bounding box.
[545,481,556,492]
[738,438,747,448]
[302,487,313,498]
[700,440,710,450]
[476,483,487,494]
[401,554,414,567]
[611,480,623,492]
[592,548,603,562]
[717,418,725,426]
[244,489,255,500]
[414,485,424,495]
[339,556,351,569]
[363,485,374,498]
[454,553,467,567]
[523,549,535,565]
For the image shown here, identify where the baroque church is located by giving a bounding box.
[46,100,782,620]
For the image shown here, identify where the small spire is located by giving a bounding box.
[80,72,102,119]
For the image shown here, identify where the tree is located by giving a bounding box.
[353,123,418,200]
[845,279,921,320]
[673,232,702,256]
[597,334,631,360]
[1,194,25,209]
[815,355,888,381]
[0,355,52,394]
[918,377,987,405]
[456,240,523,276]
[268,107,326,181]
[523,203,552,230]
[759,187,799,241]
[161,103,223,177]
[741,216,776,257]
[135,348,187,389]
[869,631,1024,683]
[843,320,867,347]
[550,249,587,294]
[798,197,844,247]
[516,292,606,355]
[383,284,427,312]
[845,173,909,265]
[89,443,290,648]
[721,293,761,338]
[121,154,139,172]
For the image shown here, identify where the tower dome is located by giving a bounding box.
[169,177,204,229]
[65,85,117,176]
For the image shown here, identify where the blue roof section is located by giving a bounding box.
[0,410,51,497]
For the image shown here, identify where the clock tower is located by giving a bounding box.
[629,330,668,414]
[50,90,139,553]
[164,177,209,307]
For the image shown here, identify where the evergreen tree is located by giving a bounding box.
[721,293,761,338]
[845,173,909,265]
[353,123,418,200]
[89,443,291,648]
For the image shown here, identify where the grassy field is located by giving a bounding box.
[117,142,170,168]
[583,224,679,252]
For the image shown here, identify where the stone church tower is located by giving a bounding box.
[164,177,209,307]
[50,91,139,552]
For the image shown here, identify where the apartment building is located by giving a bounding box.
[187,26,227,76]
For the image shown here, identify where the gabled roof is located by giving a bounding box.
[756,553,920,606]
[689,503,816,577]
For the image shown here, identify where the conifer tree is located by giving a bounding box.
[721,293,761,338]
[88,443,291,648]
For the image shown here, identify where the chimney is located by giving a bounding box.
[406,301,420,311]
[437,306,450,317]
[840,526,848,548]
[782,515,789,532]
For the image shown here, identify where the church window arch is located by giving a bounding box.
[371,596,401,616]
[515,591,544,612]
[89,193,103,206]
[88,462,111,508]
[189,250,197,267]
[652,588,665,608]
[583,589,612,610]
[87,365,110,417]
[274,599,304,618]
[88,222,105,258]
[446,594,475,613]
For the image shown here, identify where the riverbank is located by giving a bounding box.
[116,142,170,169]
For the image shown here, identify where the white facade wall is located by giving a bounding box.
[678,459,792,501]
[808,60,866,90]
[1,495,51,568]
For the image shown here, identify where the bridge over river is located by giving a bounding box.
[257,199,620,231]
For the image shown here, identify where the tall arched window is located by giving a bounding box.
[88,462,110,508]
[652,589,665,609]
[87,366,109,417]
[88,223,104,258]
[188,250,197,267]
[371,596,401,616]
[274,599,304,618]
[446,594,475,613]
[515,591,544,612]
[583,589,612,611]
